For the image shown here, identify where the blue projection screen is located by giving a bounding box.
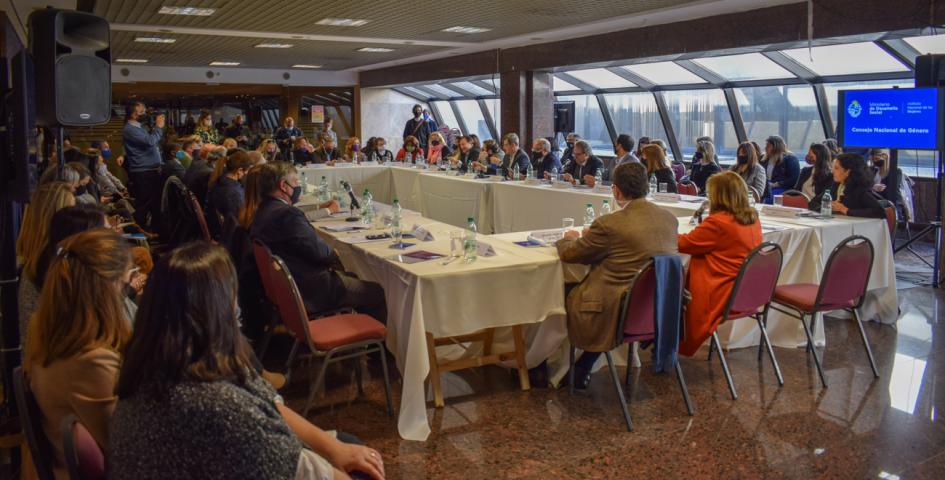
[838,87,943,150]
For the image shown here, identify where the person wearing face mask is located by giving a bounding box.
[274,117,302,160]
[208,151,255,244]
[66,161,99,205]
[558,140,604,186]
[397,135,423,163]
[869,148,901,206]
[249,162,387,323]
[312,135,340,165]
[426,132,452,165]
[161,143,187,181]
[371,137,394,163]
[499,133,530,179]
[689,140,721,195]
[732,141,767,201]
[530,138,561,179]
[560,133,581,168]
[556,162,678,389]
[92,140,129,186]
[403,104,436,149]
[122,102,165,227]
[797,143,834,206]
[343,137,366,163]
[609,133,639,181]
[87,147,128,196]
[256,138,284,163]
[195,111,221,145]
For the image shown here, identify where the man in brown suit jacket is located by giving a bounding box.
[556,162,678,389]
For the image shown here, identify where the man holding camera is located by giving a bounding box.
[123,101,165,228]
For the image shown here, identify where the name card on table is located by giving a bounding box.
[477,241,497,257]
[552,181,572,189]
[334,162,355,167]
[594,185,611,194]
[652,192,681,202]
[761,205,805,218]
[524,177,542,186]
[411,224,435,241]
[414,164,429,170]
[361,161,379,166]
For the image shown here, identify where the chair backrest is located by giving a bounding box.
[616,263,657,344]
[748,186,761,203]
[671,162,686,181]
[252,239,276,299]
[878,199,897,240]
[266,254,316,347]
[723,242,783,321]
[815,235,875,310]
[187,191,213,242]
[781,189,810,209]
[677,181,698,196]
[61,415,105,480]
[12,367,55,480]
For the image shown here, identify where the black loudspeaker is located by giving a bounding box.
[553,100,575,133]
[915,54,945,87]
[28,8,111,127]
[2,51,37,202]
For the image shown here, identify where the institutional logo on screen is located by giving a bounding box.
[847,100,863,118]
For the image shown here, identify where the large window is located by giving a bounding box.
[454,100,491,141]
[555,95,612,154]
[693,53,794,82]
[622,62,706,85]
[483,98,500,139]
[602,92,672,159]
[735,85,825,153]
[566,68,636,89]
[661,89,738,160]
[553,76,580,92]
[430,101,458,131]
[783,42,910,77]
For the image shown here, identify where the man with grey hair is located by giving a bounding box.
[501,133,530,179]
[530,137,562,179]
[559,140,604,186]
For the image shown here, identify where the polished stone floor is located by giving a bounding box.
[274,264,945,478]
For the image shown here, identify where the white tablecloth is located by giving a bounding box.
[297,165,392,204]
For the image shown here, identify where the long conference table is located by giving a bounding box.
[300,163,898,441]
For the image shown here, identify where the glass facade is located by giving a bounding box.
[602,92,671,159]
[662,89,739,160]
[555,95,612,153]
[735,85,825,154]
[454,100,492,141]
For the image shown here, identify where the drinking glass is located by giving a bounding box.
[562,218,575,230]
[774,195,784,206]
[658,182,668,193]
[450,231,463,258]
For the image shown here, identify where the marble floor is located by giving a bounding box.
[274,283,945,479]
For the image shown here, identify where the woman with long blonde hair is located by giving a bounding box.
[677,171,762,356]
[343,136,366,163]
[25,229,132,479]
[194,111,220,145]
[18,181,76,269]
[426,131,452,165]
[641,144,677,193]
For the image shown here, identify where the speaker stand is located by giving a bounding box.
[894,150,943,287]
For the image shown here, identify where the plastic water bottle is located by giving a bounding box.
[391,199,402,245]
[595,169,603,188]
[821,190,833,218]
[649,175,658,196]
[551,167,559,182]
[319,176,329,201]
[361,189,374,225]
[600,199,612,216]
[418,150,425,166]
[526,160,535,180]
[583,203,596,227]
[301,172,309,194]
[463,217,478,263]
[337,180,348,210]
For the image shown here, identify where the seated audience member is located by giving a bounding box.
[396,135,423,163]
[313,135,340,165]
[869,148,901,207]
[91,140,128,186]
[677,172,762,356]
[26,229,132,479]
[530,138,561,179]
[39,163,81,191]
[109,242,384,480]
[247,150,266,166]
[426,132,452,166]
[209,151,254,244]
[370,137,394,164]
[67,161,99,205]
[642,144,677,193]
[634,136,651,159]
[556,163,679,388]
[557,140,603,186]
[250,162,385,321]
[343,137,366,163]
[362,137,377,159]
[561,133,581,167]
[761,135,800,200]
[86,147,128,196]
[798,143,834,205]
[222,137,238,150]
[732,141,767,201]
[258,138,284,163]
[293,137,317,165]
[161,142,186,181]
[500,133,530,179]
[453,135,481,173]
[612,134,639,173]
[468,134,482,150]
[472,140,502,175]
[183,145,223,206]
[225,114,251,148]
[817,153,886,218]
[690,140,720,195]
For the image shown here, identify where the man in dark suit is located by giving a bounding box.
[312,135,340,164]
[453,135,480,173]
[250,162,386,321]
[501,133,530,179]
[560,140,604,186]
[530,138,562,179]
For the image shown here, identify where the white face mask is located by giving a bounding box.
[377,147,387,154]
[96,163,108,175]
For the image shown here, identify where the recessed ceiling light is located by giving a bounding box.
[292,64,322,69]
[441,26,491,34]
[158,6,216,16]
[116,58,148,63]
[209,61,240,66]
[358,47,394,53]
[316,18,370,27]
[135,37,176,44]
[255,43,293,48]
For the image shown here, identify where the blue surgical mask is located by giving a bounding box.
[176,150,187,161]
[101,148,112,158]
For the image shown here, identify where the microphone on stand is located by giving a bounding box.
[340,180,360,210]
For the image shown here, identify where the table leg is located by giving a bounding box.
[425,332,445,407]
[512,325,531,391]
[482,328,495,356]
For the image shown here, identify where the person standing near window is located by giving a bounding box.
[122,102,165,228]
[403,104,436,149]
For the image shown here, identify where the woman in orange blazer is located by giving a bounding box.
[678,171,763,356]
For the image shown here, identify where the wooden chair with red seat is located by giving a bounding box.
[677,181,698,196]
[258,245,393,417]
[770,235,879,387]
[781,189,810,209]
[12,367,55,480]
[61,415,105,480]
[705,242,786,400]
[186,191,213,242]
[878,199,897,249]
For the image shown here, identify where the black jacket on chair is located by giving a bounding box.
[208,176,244,243]
[250,197,344,314]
